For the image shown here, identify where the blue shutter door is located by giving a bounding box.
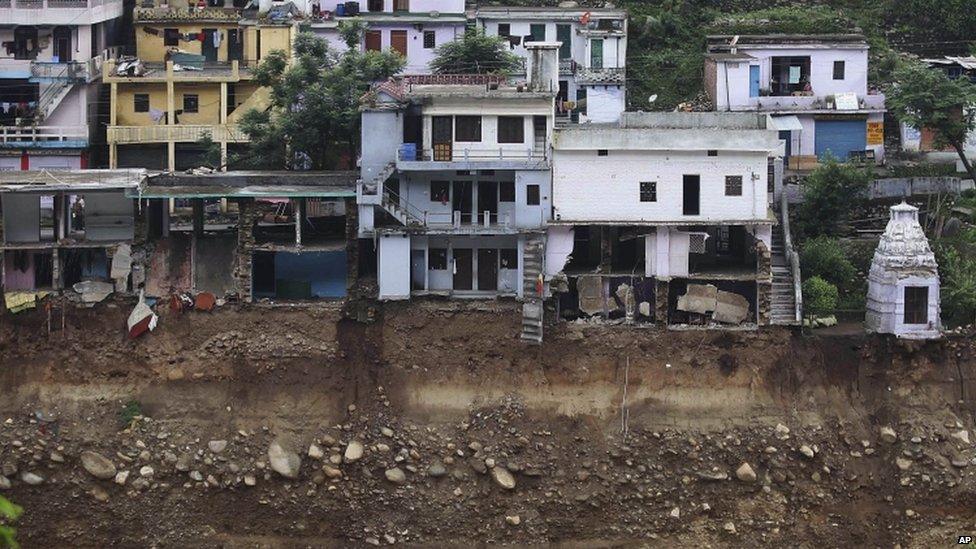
[814,119,867,161]
[749,65,760,98]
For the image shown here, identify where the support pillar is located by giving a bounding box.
[109,82,118,168]
[655,279,669,326]
[295,199,303,246]
[599,226,612,272]
[192,200,204,238]
[166,61,176,172]
[344,196,359,291]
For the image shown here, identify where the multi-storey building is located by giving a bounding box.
[473,4,627,123]
[705,34,886,169]
[0,0,123,169]
[358,44,558,326]
[104,0,296,171]
[549,112,799,327]
[310,0,466,74]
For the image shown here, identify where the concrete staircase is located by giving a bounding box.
[380,190,424,227]
[34,79,74,123]
[770,224,799,325]
[520,235,544,344]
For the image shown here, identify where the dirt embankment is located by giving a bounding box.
[0,299,974,547]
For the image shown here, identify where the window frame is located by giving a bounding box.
[182,94,199,114]
[724,175,743,197]
[500,248,518,269]
[499,181,515,202]
[454,116,482,143]
[428,248,448,270]
[526,184,540,206]
[134,93,150,113]
[903,286,929,325]
[164,28,180,47]
[639,181,657,202]
[597,149,609,156]
[529,24,546,42]
[430,180,450,203]
[497,23,511,38]
[497,116,525,144]
[833,60,845,80]
[423,30,436,49]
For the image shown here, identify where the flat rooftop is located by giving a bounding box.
[706,33,869,51]
[0,169,147,192]
[136,170,359,198]
[620,112,770,130]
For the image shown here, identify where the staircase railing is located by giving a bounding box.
[780,190,803,323]
[34,68,72,121]
[381,187,426,226]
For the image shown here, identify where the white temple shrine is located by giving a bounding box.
[865,202,941,339]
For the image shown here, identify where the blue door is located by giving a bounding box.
[814,119,867,161]
[749,65,760,98]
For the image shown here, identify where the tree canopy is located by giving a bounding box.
[429,30,521,75]
[794,158,872,239]
[228,25,404,170]
[888,61,976,182]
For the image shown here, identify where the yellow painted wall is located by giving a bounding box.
[245,25,293,62]
[115,82,265,126]
[135,23,293,64]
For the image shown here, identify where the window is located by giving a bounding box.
[134,93,150,113]
[500,249,518,269]
[526,184,540,205]
[529,24,546,42]
[725,175,743,196]
[365,30,381,52]
[182,94,199,113]
[597,149,608,156]
[707,150,718,157]
[255,29,262,60]
[430,180,449,203]
[368,0,382,11]
[454,116,481,142]
[497,24,511,38]
[833,60,845,80]
[428,248,448,270]
[589,38,603,69]
[499,181,515,202]
[13,27,38,60]
[497,116,525,143]
[164,28,180,47]
[904,286,929,324]
[393,0,409,11]
[423,30,436,49]
[640,181,657,202]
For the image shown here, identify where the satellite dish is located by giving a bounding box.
[648,94,658,104]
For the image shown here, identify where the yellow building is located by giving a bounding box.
[104,1,295,171]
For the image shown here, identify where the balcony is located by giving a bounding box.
[104,59,252,83]
[575,66,625,85]
[134,5,242,22]
[395,144,549,171]
[107,124,247,144]
[732,92,886,114]
[559,58,575,76]
[0,0,123,24]
[0,125,88,148]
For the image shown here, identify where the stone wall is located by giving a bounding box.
[755,240,772,326]
[234,199,259,302]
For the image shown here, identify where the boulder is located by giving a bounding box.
[208,440,228,454]
[268,439,302,479]
[308,444,324,460]
[80,451,117,480]
[491,466,516,490]
[344,440,365,463]
[21,472,43,485]
[385,467,406,484]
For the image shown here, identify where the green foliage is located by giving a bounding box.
[429,29,520,75]
[934,241,976,327]
[887,61,976,181]
[800,236,857,288]
[0,495,23,549]
[195,133,222,170]
[802,276,839,316]
[234,31,405,170]
[120,400,143,426]
[794,158,872,239]
[887,162,958,178]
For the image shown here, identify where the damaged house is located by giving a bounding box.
[358,43,557,310]
[133,171,358,301]
[549,112,799,327]
[0,169,144,305]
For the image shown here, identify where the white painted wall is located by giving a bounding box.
[552,149,770,223]
[378,233,411,299]
[583,86,624,123]
[408,234,521,295]
[479,20,626,72]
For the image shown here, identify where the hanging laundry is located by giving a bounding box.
[149,108,165,123]
[213,31,221,49]
[198,32,205,42]
[143,27,160,36]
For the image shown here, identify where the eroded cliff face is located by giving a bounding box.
[0,300,973,547]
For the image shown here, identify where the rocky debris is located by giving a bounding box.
[735,462,757,482]
[505,515,521,526]
[490,466,516,490]
[950,430,971,445]
[80,451,117,480]
[385,467,406,484]
[344,440,365,463]
[895,457,912,471]
[268,439,301,479]
[308,443,324,460]
[775,423,790,439]
[0,476,10,490]
[208,440,227,454]
[21,471,43,485]
[799,445,816,459]
[879,426,897,444]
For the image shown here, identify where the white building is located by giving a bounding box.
[473,4,627,124]
[865,202,941,339]
[549,112,796,326]
[704,34,886,169]
[0,0,123,169]
[309,0,466,74]
[358,44,557,312]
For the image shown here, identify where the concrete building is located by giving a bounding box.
[357,44,558,340]
[705,34,886,169]
[865,202,941,339]
[0,0,124,169]
[104,0,297,171]
[473,4,627,124]
[0,169,143,296]
[549,112,799,327]
[309,0,466,74]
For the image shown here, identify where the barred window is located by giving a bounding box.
[639,181,657,202]
[725,175,743,196]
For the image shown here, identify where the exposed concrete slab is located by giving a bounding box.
[713,290,750,324]
[677,283,718,315]
[577,276,604,315]
[194,234,237,296]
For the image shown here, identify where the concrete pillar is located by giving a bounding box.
[166,61,176,172]
[344,197,359,291]
[655,279,669,326]
[192,200,204,238]
[220,141,228,171]
[168,142,176,172]
[294,199,302,246]
[109,143,117,169]
[600,226,612,272]
[109,82,117,125]
[51,248,61,290]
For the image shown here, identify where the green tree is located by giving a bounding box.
[888,62,976,183]
[934,242,976,327]
[233,26,404,170]
[802,276,839,317]
[0,496,23,549]
[429,29,520,75]
[794,158,872,239]
[800,236,857,289]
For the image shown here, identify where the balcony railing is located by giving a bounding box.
[559,58,575,76]
[0,125,87,144]
[734,92,886,113]
[107,124,247,144]
[399,145,548,163]
[423,211,513,229]
[31,48,122,83]
[134,6,241,22]
[575,66,626,85]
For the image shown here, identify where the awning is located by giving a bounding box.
[771,115,803,131]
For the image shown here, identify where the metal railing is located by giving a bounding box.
[575,66,626,85]
[780,190,803,324]
[107,124,247,144]
[401,146,548,163]
[0,125,87,143]
[30,48,120,83]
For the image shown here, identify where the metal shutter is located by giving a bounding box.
[814,119,867,161]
